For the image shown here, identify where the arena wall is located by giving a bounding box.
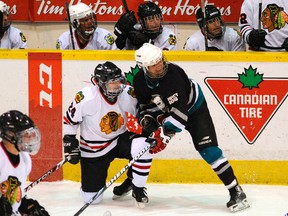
[1,50,287,185]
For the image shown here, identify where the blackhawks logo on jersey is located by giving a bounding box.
[261,4,288,32]
[75,91,84,103]
[0,176,22,205]
[100,111,124,135]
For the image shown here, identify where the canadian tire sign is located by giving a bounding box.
[205,65,288,144]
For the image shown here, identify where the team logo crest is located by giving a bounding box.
[56,41,61,50]
[261,4,288,32]
[127,86,136,98]
[0,176,22,205]
[100,111,124,135]
[168,34,176,45]
[75,91,84,103]
[105,34,115,45]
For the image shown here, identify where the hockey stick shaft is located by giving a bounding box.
[73,142,153,216]
[121,0,129,12]
[258,0,262,31]
[24,156,71,192]
[65,2,75,50]
[201,0,208,51]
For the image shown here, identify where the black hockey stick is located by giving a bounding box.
[257,0,262,51]
[122,0,129,12]
[201,0,208,51]
[24,156,71,192]
[65,2,75,50]
[73,140,155,216]
[0,11,3,31]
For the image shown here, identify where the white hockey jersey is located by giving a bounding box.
[0,142,31,214]
[56,27,117,50]
[124,26,177,50]
[63,84,138,158]
[0,26,27,49]
[184,27,246,51]
[239,0,288,51]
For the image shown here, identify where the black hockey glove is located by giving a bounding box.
[138,111,160,135]
[63,135,80,165]
[18,196,50,216]
[281,38,288,51]
[114,10,137,37]
[127,30,150,49]
[247,29,267,48]
[0,196,12,216]
[115,35,127,50]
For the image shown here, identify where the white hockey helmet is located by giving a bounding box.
[135,43,167,78]
[69,3,96,35]
[0,1,8,14]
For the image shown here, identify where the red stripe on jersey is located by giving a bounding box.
[132,163,151,170]
[80,141,111,149]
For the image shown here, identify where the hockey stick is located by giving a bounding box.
[122,0,129,12]
[65,2,75,50]
[24,156,71,192]
[201,0,208,51]
[73,140,155,216]
[0,11,3,31]
[257,0,262,51]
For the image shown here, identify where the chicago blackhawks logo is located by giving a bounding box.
[100,111,124,134]
[261,4,288,32]
[75,91,84,104]
[0,176,22,205]
[205,65,288,144]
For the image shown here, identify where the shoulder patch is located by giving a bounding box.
[75,91,84,103]
[105,34,115,45]
[168,34,177,45]
[20,32,27,42]
[127,86,136,98]
[56,40,61,50]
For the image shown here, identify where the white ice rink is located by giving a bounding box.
[26,181,288,216]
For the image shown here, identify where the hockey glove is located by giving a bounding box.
[281,38,288,51]
[127,30,150,49]
[247,29,267,48]
[149,126,173,154]
[114,10,137,37]
[0,196,12,216]
[138,111,160,135]
[18,196,50,216]
[63,135,80,165]
[115,35,127,50]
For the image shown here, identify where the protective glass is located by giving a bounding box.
[16,127,41,155]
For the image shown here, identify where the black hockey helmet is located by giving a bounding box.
[92,61,126,100]
[137,2,163,39]
[196,5,225,39]
[0,110,41,154]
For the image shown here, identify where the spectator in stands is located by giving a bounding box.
[56,2,116,50]
[0,1,27,49]
[114,1,177,50]
[239,0,288,51]
[184,5,246,51]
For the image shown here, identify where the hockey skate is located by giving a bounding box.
[112,178,132,200]
[227,185,250,212]
[132,185,149,209]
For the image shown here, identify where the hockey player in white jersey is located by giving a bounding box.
[63,61,161,208]
[0,110,49,215]
[56,2,116,50]
[239,0,288,51]
[114,1,177,50]
[184,5,246,51]
[0,1,27,49]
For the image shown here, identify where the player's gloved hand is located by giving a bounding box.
[149,126,173,154]
[138,111,159,135]
[114,10,137,37]
[127,30,150,49]
[281,38,288,51]
[63,135,80,165]
[18,196,50,216]
[125,112,143,135]
[0,196,12,216]
[247,29,267,48]
[115,35,127,50]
